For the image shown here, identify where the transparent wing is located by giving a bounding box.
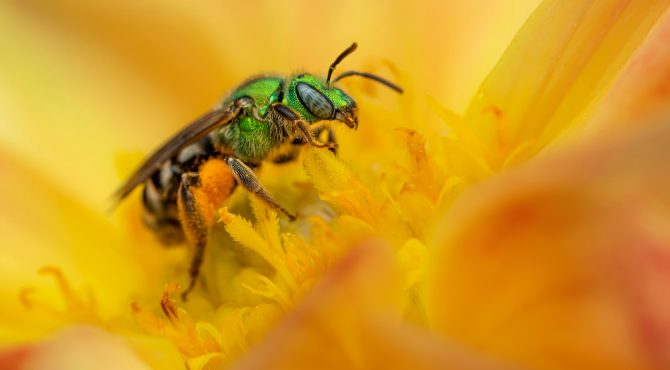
[113,99,246,204]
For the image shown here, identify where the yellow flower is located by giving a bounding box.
[2,1,670,370]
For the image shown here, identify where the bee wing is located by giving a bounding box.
[113,100,245,204]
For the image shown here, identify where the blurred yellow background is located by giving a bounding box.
[2,1,670,369]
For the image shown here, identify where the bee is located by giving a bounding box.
[115,43,402,299]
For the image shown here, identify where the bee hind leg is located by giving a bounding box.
[177,172,209,301]
[225,156,297,221]
[177,159,237,300]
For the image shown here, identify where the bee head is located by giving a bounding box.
[289,73,359,129]
[288,43,401,130]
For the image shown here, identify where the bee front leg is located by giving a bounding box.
[327,127,338,155]
[177,172,209,301]
[296,121,338,151]
[224,156,297,220]
[312,125,338,155]
[270,103,336,152]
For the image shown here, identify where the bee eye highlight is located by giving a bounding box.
[296,82,334,119]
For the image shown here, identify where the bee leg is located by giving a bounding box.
[326,127,338,155]
[272,148,299,164]
[310,126,338,155]
[272,126,337,164]
[296,121,338,151]
[225,156,297,220]
[270,103,336,152]
[177,172,208,301]
[177,159,237,300]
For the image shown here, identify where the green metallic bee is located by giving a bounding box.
[115,43,402,299]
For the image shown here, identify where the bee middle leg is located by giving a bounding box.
[225,156,296,220]
[272,145,301,164]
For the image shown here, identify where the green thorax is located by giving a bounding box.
[216,74,354,163]
[226,76,284,116]
[217,76,286,163]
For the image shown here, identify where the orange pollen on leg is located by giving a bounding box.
[177,159,237,243]
[196,158,237,223]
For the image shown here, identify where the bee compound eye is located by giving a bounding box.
[296,82,334,119]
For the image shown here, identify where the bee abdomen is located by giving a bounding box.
[141,135,218,245]
[142,209,184,245]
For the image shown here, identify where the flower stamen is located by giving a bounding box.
[132,284,222,360]
[19,266,99,324]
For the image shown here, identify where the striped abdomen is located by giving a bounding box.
[141,134,218,245]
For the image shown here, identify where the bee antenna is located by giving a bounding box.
[326,42,358,84]
[333,71,404,94]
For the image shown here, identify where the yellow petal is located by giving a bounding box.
[0,147,153,341]
[463,0,670,170]
[0,325,151,370]
[428,112,670,370]
[303,147,381,225]
[229,240,399,370]
[590,8,670,132]
[358,318,520,370]
[230,239,522,370]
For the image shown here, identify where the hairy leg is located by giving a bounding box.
[224,156,296,220]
